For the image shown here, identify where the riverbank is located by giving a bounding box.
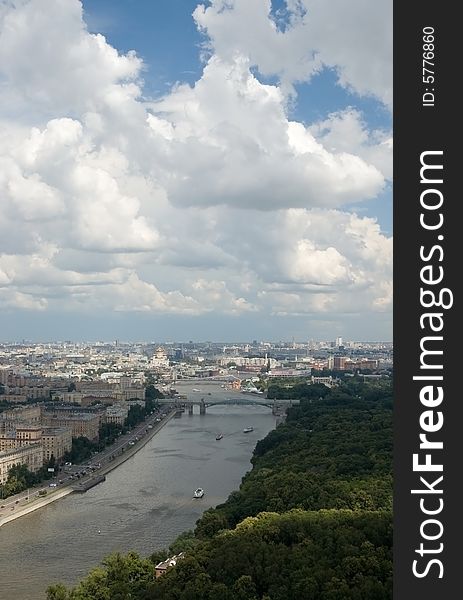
[94,408,177,479]
[0,409,177,528]
[0,401,277,600]
[0,487,73,527]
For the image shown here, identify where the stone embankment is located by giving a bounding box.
[0,409,176,527]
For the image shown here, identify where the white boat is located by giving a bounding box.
[192,388,200,392]
[193,488,204,498]
[243,426,254,433]
[216,433,223,440]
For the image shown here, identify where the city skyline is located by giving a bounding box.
[0,337,392,345]
[0,0,392,341]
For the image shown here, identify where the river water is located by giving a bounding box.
[0,383,276,600]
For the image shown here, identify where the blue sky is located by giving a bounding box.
[84,0,205,94]
[83,1,391,127]
[83,0,392,233]
[0,0,392,342]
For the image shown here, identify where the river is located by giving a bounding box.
[0,383,276,600]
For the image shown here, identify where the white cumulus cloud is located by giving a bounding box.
[0,0,392,336]
[194,0,392,106]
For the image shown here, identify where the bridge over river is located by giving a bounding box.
[157,395,300,416]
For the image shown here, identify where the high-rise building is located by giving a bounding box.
[334,356,346,370]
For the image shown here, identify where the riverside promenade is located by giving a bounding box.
[0,408,176,528]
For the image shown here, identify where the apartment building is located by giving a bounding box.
[41,427,72,462]
[0,425,42,452]
[0,444,43,484]
[105,405,128,426]
[42,411,100,442]
[0,405,42,423]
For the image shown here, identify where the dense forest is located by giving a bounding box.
[47,378,393,600]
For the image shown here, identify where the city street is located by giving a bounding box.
[0,408,174,520]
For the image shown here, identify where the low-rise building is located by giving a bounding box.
[311,376,334,387]
[267,368,312,378]
[155,553,185,578]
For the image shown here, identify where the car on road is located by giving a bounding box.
[49,483,57,487]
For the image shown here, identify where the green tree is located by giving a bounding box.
[46,584,70,600]
[63,436,97,464]
[1,463,39,498]
[145,385,164,400]
[195,509,229,538]
[209,582,234,600]
[47,380,393,600]
[232,575,258,600]
[125,405,145,429]
[169,530,199,555]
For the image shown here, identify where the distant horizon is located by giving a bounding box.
[0,337,392,345]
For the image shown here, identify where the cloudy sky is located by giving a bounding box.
[0,0,392,342]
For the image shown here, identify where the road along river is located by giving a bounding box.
[0,385,276,600]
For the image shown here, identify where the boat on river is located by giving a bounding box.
[243,427,254,433]
[215,433,223,440]
[193,488,204,498]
